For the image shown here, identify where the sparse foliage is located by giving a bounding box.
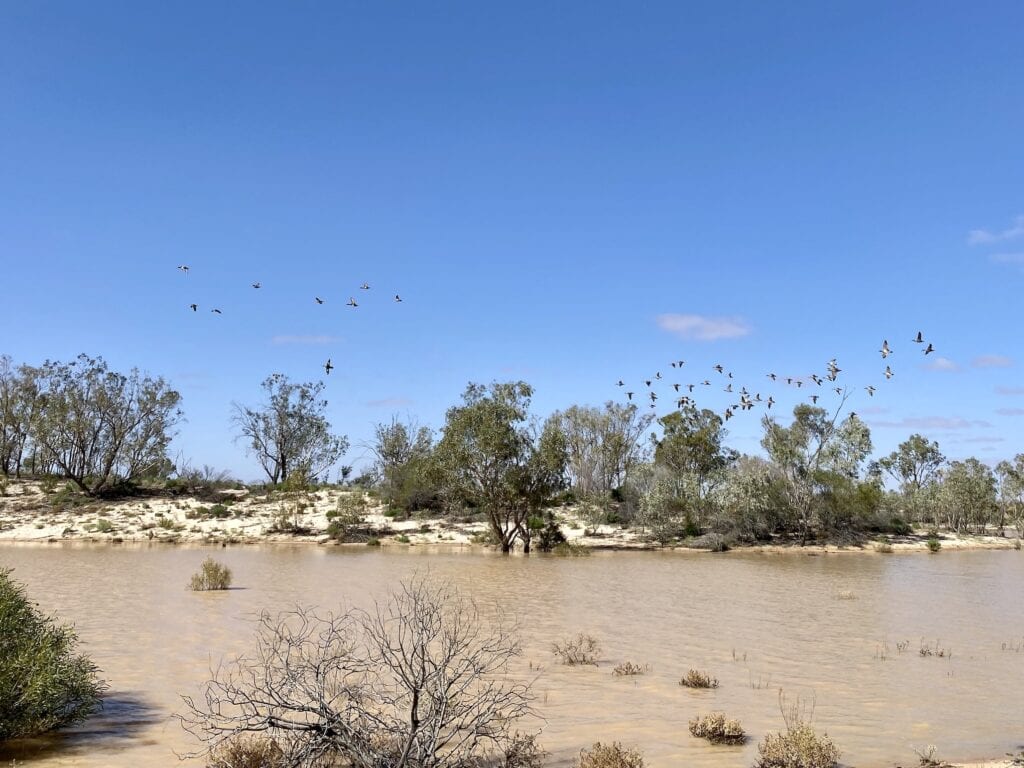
[189,558,233,591]
[688,712,746,744]
[575,742,645,768]
[552,633,601,666]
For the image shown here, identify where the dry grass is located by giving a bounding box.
[575,742,645,768]
[206,735,284,767]
[755,724,840,768]
[679,668,719,689]
[688,712,746,744]
[552,633,601,666]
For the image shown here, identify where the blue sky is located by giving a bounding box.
[2,2,1023,480]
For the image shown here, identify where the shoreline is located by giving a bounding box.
[1,480,1021,555]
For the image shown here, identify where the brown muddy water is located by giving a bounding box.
[1,543,1022,767]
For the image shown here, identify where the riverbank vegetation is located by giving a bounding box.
[0,568,106,740]
[3,355,1024,552]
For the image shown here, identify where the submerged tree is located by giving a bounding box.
[232,374,349,484]
[23,355,182,494]
[180,578,536,768]
[434,381,567,553]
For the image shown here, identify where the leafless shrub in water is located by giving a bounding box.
[552,633,601,666]
[913,744,952,768]
[755,690,839,768]
[612,661,649,677]
[179,576,535,768]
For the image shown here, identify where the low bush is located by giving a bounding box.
[552,633,601,666]
[875,542,894,554]
[689,712,746,744]
[206,735,284,767]
[0,568,107,739]
[926,537,941,553]
[755,724,840,768]
[612,661,648,676]
[189,558,232,591]
[575,742,644,768]
[679,669,719,688]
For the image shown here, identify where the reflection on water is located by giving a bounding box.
[1,543,1022,767]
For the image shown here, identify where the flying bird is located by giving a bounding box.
[211,308,222,315]
[714,364,724,374]
[766,396,775,409]
[866,385,876,396]
[655,372,662,379]
[189,303,197,312]
[394,295,402,302]
[616,380,624,387]
[347,297,358,307]
[673,383,681,392]
[923,343,935,355]
[315,297,325,305]
[324,359,334,375]
[912,331,924,343]
[810,395,819,404]
[360,282,370,290]
[880,340,892,358]
[767,373,777,381]
[252,282,261,289]
[884,366,894,380]
[626,392,634,400]
[645,380,652,387]
[178,265,189,274]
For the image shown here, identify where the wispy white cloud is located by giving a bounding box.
[989,252,1024,264]
[270,334,341,346]
[968,214,1024,245]
[972,354,1012,368]
[657,313,751,341]
[995,386,1024,396]
[958,436,1006,444]
[366,397,413,408]
[996,407,1024,416]
[867,416,992,430]
[923,357,960,372]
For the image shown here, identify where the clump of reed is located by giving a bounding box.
[575,742,644,768]
[612,661,649,677]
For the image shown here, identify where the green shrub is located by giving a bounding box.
[755,724,840,768]
[0,569,106,739]
[926,537,941,553]
[575,742,644,768]
[208,504,231,519]
[206,735,284,767]
[679,668,718,688]
[552,634,601,666]
[688,712,746,744]
[189,558,233,591]
[366,537,381,546]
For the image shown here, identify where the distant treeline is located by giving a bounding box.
[2,354,1023,551]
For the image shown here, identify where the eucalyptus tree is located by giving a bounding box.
[938,458,997,533]
[549,402,653,496]
[434,381,567,553]
[25,355,182,494]
[232,374,349,485]
[368,416,436,512]
[995,454,1024,537]
[761,402,872,543]
[875,434,945,523]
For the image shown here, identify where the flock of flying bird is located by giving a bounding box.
[176,264,404,376]
[617,331,938,422]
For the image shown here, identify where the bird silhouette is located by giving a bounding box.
[714,365,724,374]
[394,295,402,302]
[673,383,681,392]
[626,391,634,400]
[767,396,775,409]
[178,265,189,274]
[687,384,696,392]
[211,308,222,315]
[884,366,894,380]
[880,340,892,358]
[360,283,370,290]
[701,380,711,386]
[315,297,325,305]
[324,359,334,375]
[767,373,777,381]
[923,343,935,355]
[616,380,624,387]
[347,297,358,307]
[252,282,261,289]
[724,408,734,421]
[655,372,662,379]
[810,395,819,404]
[189,303,197,312]
[913,331,924,343]
[866,385,876,396]
[645,380,652,387]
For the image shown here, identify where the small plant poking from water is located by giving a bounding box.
[189,557,233,591]
[896,640,911,654]
[918,640,951,658]
[913,745,952,768]
[689,712,746,744]
[836,590,856,600]
[926,536,942,553]
[552,633,601,666]
[755,691,839,768]
[206,735,284,767]
[679,668,719,689]
[612,661,649,677]
[575,742,644,768]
